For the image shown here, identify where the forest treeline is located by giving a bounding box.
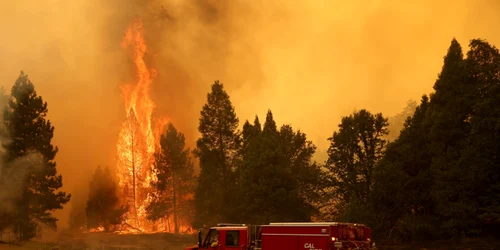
[192,38,500,242]
[0,37,499,243]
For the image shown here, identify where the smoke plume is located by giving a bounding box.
[0,151,45,215]
[0,0,499,228]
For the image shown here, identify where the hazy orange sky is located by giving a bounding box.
[0,0,499,228]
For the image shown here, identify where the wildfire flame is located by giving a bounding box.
[116,18,157,231]
[113,18,193,234]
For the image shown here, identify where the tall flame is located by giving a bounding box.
[116,18,162,231]
[119,19,157,157]
[109,18,194,235]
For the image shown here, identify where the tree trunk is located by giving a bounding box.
[130,121,139,228]
[173,168,179,234]
[167,216,171,232]
[132,160,139,227]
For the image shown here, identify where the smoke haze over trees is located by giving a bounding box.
[386,100,417,142]
[1,0,500,229]
[185,38,500,242]
[323,39,500,241]
[1,1,500,246]
[1,37,498,244]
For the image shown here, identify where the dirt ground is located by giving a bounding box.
[2,231,500,250]
[0,230,197,250]
[378,236,500,250]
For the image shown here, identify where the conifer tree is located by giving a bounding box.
[238,110,322,223]
[325,109,388,221]
[86,166,126,231]
[193,81,240,227]
[2,71,71,241]
[147,123,195,233]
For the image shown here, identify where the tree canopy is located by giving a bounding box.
[187,40,500,243]
[360,38,500,241]
[86,165,126,231]
[193,81,241,228]
[146,122,195,233]
[2,35,500,246]
[0,71,70,241]
[324,109,389,223]
[236,110,323,224]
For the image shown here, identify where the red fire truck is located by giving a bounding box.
[184,222,376,250]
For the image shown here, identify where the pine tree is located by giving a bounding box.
[423,39,479,236]
[278,124,323,219]
[147,123,195,233]
[0,87,9,140]
[370,38,500,240]
[440,39,500,235]
[2,71,71,241]
[117,108,149,228]
[241,116,261,151]
[86,166,126,231]
[193,81,240,227]
[325,109,388,221]
[145,151,171,225]
[372,95,435,241]
[462,39,500,229]
[237,110,322,224]
[238,110,284,223]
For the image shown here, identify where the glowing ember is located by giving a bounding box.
[89,226,105,233]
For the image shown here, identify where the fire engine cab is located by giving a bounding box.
[184,222,376,250]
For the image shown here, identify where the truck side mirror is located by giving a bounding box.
[197,230,202,248]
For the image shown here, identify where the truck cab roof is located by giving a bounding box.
[211,223,248,230]
[268,222,367,227]
[211,226,248,230]
[209,222,368,229]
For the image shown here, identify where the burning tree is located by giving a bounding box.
[111,18,194,234]
[115,19,158,231]
[117,109,152,228]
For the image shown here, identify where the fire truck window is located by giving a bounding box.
[225,231,240,247]
[204,229,219,248]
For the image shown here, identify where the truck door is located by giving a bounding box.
[202,229,221,250]
[222,230,247,250]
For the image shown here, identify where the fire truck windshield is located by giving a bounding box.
[204,229,219,248]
